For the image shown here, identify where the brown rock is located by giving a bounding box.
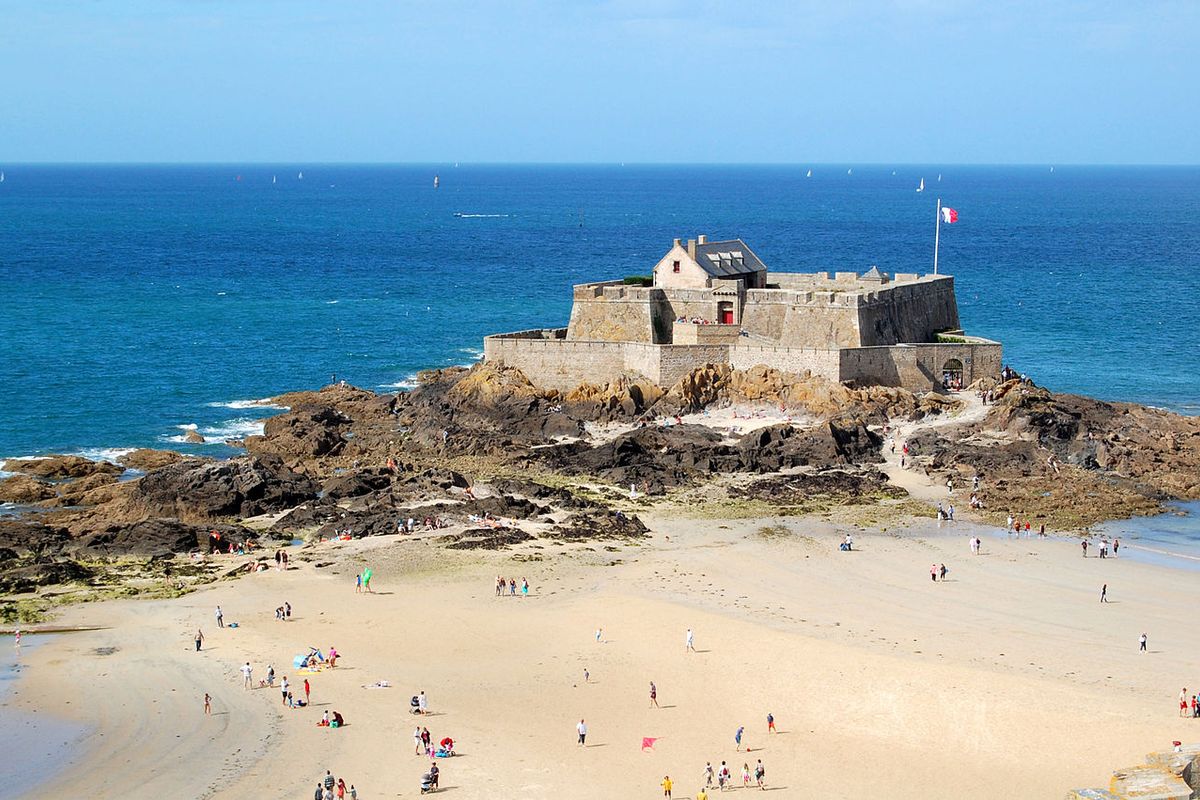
[3,455,123,479]
[119,448,187,472]
[184,430,206,444]
[0,475,57,504]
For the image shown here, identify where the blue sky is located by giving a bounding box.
[2,1,1196,163]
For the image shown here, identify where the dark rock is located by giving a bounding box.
[125,455,318,522]
[321,470,393,500]
[0,559,93,593]
[548,510,649,542]
[68,519,252,558]
[441,527,534,550]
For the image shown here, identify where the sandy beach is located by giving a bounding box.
[10,504,1199,799]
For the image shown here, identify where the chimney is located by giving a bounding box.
[673,238,681,248]
[687,238,696,258]
[697,234,707,244]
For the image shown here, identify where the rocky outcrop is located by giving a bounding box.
[70,455,318,529]
[0,475,57,504]
[0,559,93,594]
[731,470,908,507]
[245,404,350,465]
[3,455,123,480]
[52,473,120,506]
[66,519,252,559]
[547,510,649,542]
[563,375,664,422]
[119,449,188,472]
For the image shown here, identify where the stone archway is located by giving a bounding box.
[942,358,964,390]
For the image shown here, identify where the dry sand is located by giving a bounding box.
[10,503,1200,799]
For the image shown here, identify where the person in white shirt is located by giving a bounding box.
[686,629,695,653]
[418,691,428,713]
[240,662,252,689]
[577,719,588,745]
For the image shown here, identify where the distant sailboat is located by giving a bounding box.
[806,169,812,178]
[433,175,440,188]
[917,178,925,193]
[298,171,304,180]
[0,171,5,183]
[847,168,852,175]
[272,175,276,184]
[1050,166,1055,173]
[937,174,942,182]
[892,170,897,176]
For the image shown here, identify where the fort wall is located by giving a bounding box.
[485,330,1002,394]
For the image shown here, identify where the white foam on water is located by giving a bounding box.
[164,418,266,444]
[72,447,135,464]
[206,399,289,411]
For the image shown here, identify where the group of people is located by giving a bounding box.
[930,563,949,582]
[274,601,292,621]
[1081,537,1119,558]
[695,757,767,792]
[396,516,448,533]
[314,770,356,800]
[495,575,529,597]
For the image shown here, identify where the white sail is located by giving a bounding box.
[917,178,924,192]
[806,169,812,178]
[298,171,303,179]
[272,175,276,184]
[937,174,942,182]
[433,175,440,188]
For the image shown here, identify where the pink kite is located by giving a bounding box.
[641,737,658,751]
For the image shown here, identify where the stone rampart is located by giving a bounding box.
[840,340,1002,391]
[484,332,1002,394]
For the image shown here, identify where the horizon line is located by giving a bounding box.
[2,160,1199,168]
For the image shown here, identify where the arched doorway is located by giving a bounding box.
[942,358,964,390]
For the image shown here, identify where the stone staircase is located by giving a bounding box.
[1068,744,1200,800]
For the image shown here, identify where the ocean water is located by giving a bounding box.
[1,164,1198,460]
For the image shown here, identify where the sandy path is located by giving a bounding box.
[876,391,989,504]
[14,516,1198,799]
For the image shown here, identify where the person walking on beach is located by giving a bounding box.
[661,775,673,798]
[215,605,224,628]
[767,712,776,733]
[735,725,745,751]
[204,692,211,715]
[755,759,766,790]
[304,678,311,704]
[281,676,289,705]
[314,783,324,800]
[650,681,659,708]
[742,763,751,787]
[1181,688,1189,717]
[1101,584,1108,603]
[1139,633,1148,652]
[704,762,714,788]
[577,718,588,746]
[1081,540,1088,557]
[939,563,948,580]
[194,629,204,651]
[413,725,423,755]
[930,564,938,582]
[686,628,695,652]
[241,662,252,689]
[355,574,362,594]
[1113,538,1120,557]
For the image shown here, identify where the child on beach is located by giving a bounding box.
[204,693,211,715]
[767,712,776,733]
[742,763,751,787]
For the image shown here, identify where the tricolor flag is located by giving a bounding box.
[940,207,958,224]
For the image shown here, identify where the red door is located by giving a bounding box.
[720,306,734,324]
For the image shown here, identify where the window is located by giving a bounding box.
[672,260,681,273]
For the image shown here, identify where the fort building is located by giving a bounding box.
[484,234,1001,393]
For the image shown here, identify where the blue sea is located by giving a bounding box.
[1,164,1198,461]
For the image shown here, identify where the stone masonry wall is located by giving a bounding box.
[840,342,1003,391]
[729,345,843,380]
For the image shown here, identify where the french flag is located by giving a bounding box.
[940,207,958,224]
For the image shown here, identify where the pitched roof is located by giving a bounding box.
[692,239,767,278]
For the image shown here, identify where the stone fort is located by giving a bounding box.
[484,235,1001,392]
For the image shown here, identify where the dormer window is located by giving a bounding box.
[672,260,681,273]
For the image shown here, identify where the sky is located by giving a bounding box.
[1,0,1197,164]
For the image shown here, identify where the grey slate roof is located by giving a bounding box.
[693,239,767,278]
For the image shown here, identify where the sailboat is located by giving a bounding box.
[298,171,304,180]
[847,168,852,175]
[937,174,942,182]
[806,169,812,178]
[0,171,5,183]
[433,175,440,188]
[272,175,276,184]
[917,178,924,193]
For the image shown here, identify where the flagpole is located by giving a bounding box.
[933,197,942,275]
